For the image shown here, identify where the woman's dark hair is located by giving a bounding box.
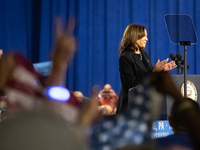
[118,24,146,55]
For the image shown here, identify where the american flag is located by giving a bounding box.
[4,53,81,124]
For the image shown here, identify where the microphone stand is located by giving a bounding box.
[177,63,183,75]
[180,41,191,98]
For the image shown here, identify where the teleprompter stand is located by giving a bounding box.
[165,14,197,98]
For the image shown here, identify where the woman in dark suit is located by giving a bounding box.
[117,24,176,113]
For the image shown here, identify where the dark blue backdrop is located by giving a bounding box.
[0,0,200,97]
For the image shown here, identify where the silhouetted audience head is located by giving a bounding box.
[104,84,112,91]
[99,84,113,99]
[98,84,118,116]
[74,91,83,103]
[98,104,114,116]
[168,98,200,133]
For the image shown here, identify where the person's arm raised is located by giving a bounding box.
[48,18,76,87]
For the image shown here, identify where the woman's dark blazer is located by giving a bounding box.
[117,50,153,113]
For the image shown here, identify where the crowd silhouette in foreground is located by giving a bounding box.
[0,18,200,150]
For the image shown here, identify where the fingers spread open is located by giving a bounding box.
[64,18,76,37]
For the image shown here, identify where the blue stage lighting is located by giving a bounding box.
[46,86,70,102]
